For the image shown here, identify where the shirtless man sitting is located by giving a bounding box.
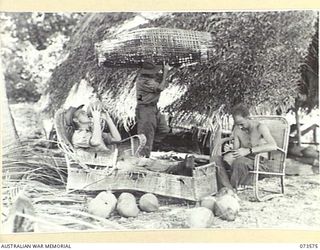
[214,103,278,190]
[65,102,121,152]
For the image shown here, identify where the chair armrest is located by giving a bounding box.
[276,147,286,154]
[112,134,145,144]
[253,147,286,157]
[254,153,262,171]
[220,136,234,144]
[253,146,286,171]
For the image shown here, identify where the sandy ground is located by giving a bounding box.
[3,103,320,231]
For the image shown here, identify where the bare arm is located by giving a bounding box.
[233,131,240,150]
[232,124,277,158]
[157,62,170,91]
[104,112,121,142]
[89,105,103,147]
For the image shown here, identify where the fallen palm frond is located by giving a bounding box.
[2,139,129,232]
[2,179,127,232]
[3,139,67,186]
[35,206,126,230]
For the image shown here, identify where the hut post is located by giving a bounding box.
[294,99,302,147]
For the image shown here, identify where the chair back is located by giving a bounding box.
[249,115,290,172]
[54,108,116,167]
[54,109,75,155]
[249,116,289,153]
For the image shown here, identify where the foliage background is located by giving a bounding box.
[0,13,84,102]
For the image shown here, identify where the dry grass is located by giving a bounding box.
[2,139,127,233]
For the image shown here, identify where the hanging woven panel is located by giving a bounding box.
[95,28,214,68]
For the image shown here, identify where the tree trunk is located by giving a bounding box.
[1,63,20,153]
[294,99,302,147]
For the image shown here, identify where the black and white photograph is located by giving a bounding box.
[1,11,319,234]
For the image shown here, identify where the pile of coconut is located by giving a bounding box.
[88,191,159,219]
[87,187,240,228]
[187,187,240,228]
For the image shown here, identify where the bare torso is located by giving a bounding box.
[235,121,266,148]
[233,120,268,158]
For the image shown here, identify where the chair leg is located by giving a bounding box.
[281,175,285,194]
[253,173,262,202]
[253,174,285,202]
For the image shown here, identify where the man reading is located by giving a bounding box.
[214,103,278,190]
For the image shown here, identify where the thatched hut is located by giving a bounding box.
[40,11,318,135]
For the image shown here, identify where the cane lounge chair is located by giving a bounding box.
[54,108,147,180]
[54,108,218,201]
[213,115,290,202]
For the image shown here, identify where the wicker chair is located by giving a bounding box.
[54,108,147,173]
[214,115,290,202]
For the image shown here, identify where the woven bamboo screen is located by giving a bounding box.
[95,28,214,67]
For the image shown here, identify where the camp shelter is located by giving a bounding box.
[40,11,317,135]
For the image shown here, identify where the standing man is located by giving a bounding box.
[135,61,171,157]
[214,103,278,190]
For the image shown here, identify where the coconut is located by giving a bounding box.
[216,187,239,199]
[88,197,113,218]
[187,207,214,228]
[95,191,117,211]
[288,145,304,157]
[116,193,139,217]
[95,191,108,200]
[118,192,136,203]
[301,146,319,158]
[88,191,118,218]
[139,193,159,212]
[200,196,216,211]
[101,191,117,211]
[214,194,240,221]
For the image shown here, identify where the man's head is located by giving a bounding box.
[140,60,162,75]
[65,105,90,129]
[231,103,250,130]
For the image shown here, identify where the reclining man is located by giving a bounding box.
[65,102,121,152]
[214,104,278,190]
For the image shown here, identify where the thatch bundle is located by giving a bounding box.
[42,11,317,129]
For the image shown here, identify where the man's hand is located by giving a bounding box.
[163,62,171,73]
[232,148,251,158]
[90,102,101,122]
[103,110,112,122]
[88,102,104,147]
[224,143,233,152]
